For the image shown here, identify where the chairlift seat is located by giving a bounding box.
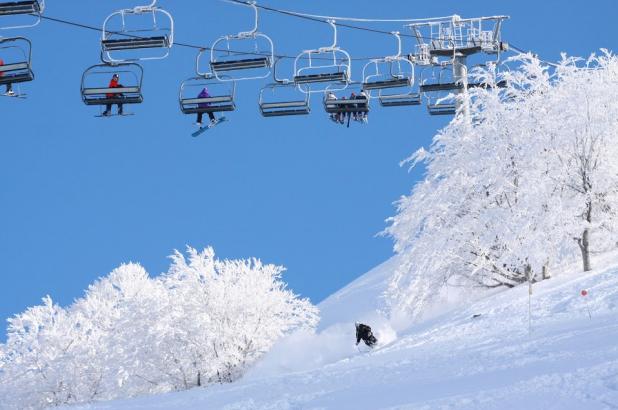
[180,96,235,114]
[260,100,310,117]
[0,71,33,84]
[0,61,33,84]
[379,93,421,107]
[324,97,369,114]
[211,57,270,72]
[362,77,410,91]
[82,87,143,106]
[467,79,508,89]
[427,103,456,116]
[0,1,41,16]
[102,36,170,51]
[420,82,463,93]
[294,72,347,85]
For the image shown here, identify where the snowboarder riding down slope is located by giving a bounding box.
[102,73,124,116]
[355,322,377,347]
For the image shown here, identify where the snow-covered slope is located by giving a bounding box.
[65,255,618,410]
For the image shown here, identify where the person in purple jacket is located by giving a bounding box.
[196,87,217,125]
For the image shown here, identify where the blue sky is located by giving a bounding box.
[1,0,617,339]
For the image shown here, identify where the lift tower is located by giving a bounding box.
[408,15,509,116]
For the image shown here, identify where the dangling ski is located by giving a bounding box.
[192,116,226,138]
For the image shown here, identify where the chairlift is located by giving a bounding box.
[362,32,413,91]
[323,84,369,115]
[258,59,309,117]
[419,64,462,93]
[293,20,351,93]
[209,1,273,81]
[101,0,174,63]
[425,92,457,116]
[179,74,236,116]
[81,62,143,112]
[0,36,33,93]
[0,0,44,30]
[362,32,420,107]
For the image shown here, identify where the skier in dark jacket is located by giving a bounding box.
[355,322,377,347]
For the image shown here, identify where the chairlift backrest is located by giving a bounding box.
[101,2,174,63]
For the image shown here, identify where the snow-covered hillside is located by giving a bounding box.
[65,253,618,410]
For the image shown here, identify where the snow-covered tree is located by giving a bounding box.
[386,52,618,318]
[0,247,318,409]
[160,247,319,386]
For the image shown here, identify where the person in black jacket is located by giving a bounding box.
[355,322,377,347]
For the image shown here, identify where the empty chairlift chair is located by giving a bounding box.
[0,37,34,93]
[419,64,461,116]
[361,32,420,107]
[208,1,273,81]
[259,82,310,117]
[81,63,143,112]
[179,75,236,117]
[293,20,351,93]
[0,0,44,29]
[101,1,174,63]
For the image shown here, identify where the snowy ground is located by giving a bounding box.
[66,255,618,409]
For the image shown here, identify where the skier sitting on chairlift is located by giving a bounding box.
[196,87,217,126]
[102,73,124,116]
[355,322,377,347]
[0,58,14,96]
[326,91,342,124]
[355,89,368,123]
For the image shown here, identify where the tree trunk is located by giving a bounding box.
[580,228,591,272]
[542,264,550,280]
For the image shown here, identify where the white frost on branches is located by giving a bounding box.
[386,52,618,318]
[0,247,318,409]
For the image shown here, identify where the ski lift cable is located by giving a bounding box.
[223,0,455,23]
[36,14,384,62]
[508,42,560,67]
[38,14,561,68]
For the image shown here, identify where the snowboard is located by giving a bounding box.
[192,116,226,138]
[95,112,135,118]
[1,92,26,99]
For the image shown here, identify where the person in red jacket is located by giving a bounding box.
[102,73,123,116]
[0,58,14,96]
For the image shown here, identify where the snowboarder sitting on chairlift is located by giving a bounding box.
[196,87,217,126]
[102,73,124,116]
[355,322,377,347]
